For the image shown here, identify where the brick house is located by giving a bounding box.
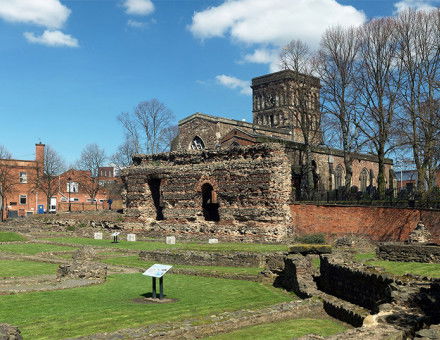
[54,168,120,212]
[0,144,46,219]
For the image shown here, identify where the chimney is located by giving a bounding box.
[35,143,45,167]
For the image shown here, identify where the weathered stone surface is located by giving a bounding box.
[139,249,282,268]
[57,247,107,281]
[0,324,22,340]
[416,324,440,339]
[122,144,293,242]
[377,243,440,263]
[318,255,394,312]
[408,222,432,244]
[72,247,97,261]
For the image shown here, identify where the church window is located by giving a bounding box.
[360,168,369,192]
[335,165,344,188]
[191,136,205,150]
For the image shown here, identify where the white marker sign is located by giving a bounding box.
[143,264,173,278]
[94,232,103,240]
[111,232,120,237]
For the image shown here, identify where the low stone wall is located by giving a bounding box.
[139,249,286,268]
[318,255,394,313]
[377,243,440,263]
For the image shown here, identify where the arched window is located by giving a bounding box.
[335,165,344,189]
[190,136,205,150]
[360,168,369,192]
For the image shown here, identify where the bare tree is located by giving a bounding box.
[35,145,66,212]
[111,137,138,172]
[160,125,179,151]
[316,25,361,192]
[117,99,175,156]
[76,144,107,201]
[356,18,402,198]
[279,39,322,199]
[0,146,13,221]
[396,9,440,192]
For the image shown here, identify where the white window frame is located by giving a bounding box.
[67,182,79,193]
[19,172,27,183]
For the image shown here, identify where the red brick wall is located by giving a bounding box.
[290,204,440,243]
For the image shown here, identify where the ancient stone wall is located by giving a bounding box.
[318,255,394,312]
[377,243,440,263]
[122,144,293,242]
[291,204,440,243]
[139,249,285,268]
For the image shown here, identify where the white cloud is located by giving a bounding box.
[394,0,438,13]
[190,0,366,47]
[0,0,70,29]
[242,48,281,72]
[24,30,79,47]
[127,19,146,28]
[123,0,154,16]
[216,74,252,95]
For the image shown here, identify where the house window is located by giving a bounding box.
[70,198,79,202]
[19,195,27,205]
[67,182,79,193]
[19,172,27,183]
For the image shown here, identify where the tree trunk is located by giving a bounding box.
[377,147,386,199]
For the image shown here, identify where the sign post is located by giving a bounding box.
[143,264,172,300]
[111,232,120,243]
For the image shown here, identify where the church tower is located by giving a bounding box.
[251,70,322,144]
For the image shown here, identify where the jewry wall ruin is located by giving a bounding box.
[122,144,293,242]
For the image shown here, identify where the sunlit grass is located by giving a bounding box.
[0,274,292,339]
[354,252,440,278]
[0,260,57,277]
[0,231,26,242]
[204,318,347,340]
[44,237,289,252]
[0,243,76,255]
[103,256,263,275]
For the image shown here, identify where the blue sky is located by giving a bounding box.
[0,0,438,164]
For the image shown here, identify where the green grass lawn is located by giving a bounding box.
[0,260,58,277]
[354,252,440,278]
[0,273,293,339]
[204,318,347,340]
[44,237,289,252]
[103,256,263,275]
[0,243,76,255]
[0,231,26,242]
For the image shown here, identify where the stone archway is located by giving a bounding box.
[201,183,219,222]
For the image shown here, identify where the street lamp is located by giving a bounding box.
[68,177,72,212]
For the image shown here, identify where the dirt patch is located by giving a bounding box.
[132,297,178,304]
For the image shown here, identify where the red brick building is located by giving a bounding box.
[54,169,117,211]
[0,144,121,218]
[0,144,46,219]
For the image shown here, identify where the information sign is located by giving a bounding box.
[143,264,172,278]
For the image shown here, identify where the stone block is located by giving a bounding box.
[127,234,136,242]
[93,232,103,240]
[166,236,176,245]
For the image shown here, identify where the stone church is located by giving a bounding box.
[122,70,393,242]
